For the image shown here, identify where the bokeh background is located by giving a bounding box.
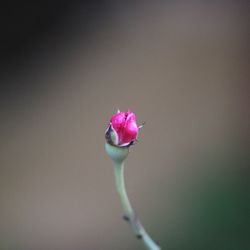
[0,1,249,249]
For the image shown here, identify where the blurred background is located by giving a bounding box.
[0,1,249,249]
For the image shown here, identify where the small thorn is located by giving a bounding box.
[136,234,143,240]
[156,240,161,247]
[122,215,130,221]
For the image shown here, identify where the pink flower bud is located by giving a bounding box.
[106,109,139,147]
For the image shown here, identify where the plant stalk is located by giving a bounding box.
[112,160,160,250]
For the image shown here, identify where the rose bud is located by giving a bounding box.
[105,110,139,147]
[105,110,160,250]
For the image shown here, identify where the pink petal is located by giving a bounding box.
[121,120,138,144]
[108,109,139,146]
[126,112,136,123]
[110,112,125,132]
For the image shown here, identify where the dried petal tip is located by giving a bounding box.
[138,122,145,129]
[106,109,140,147]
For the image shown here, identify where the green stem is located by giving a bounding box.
[112,159,161,250]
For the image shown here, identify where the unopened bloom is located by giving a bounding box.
[105,109,139,147]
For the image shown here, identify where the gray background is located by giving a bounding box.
[0,2,249,249]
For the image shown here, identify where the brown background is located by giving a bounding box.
[0,2,249,249]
